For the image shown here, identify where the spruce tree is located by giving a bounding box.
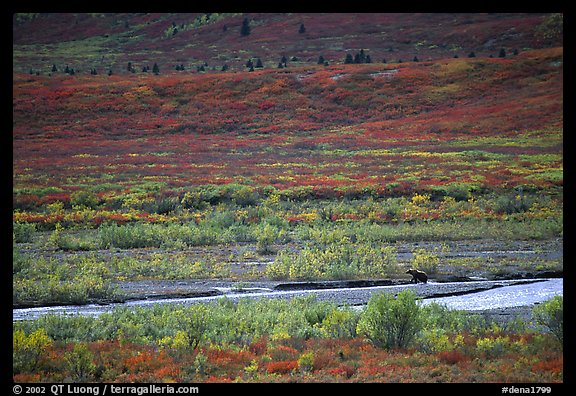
[299,23,306,34]
[499,48,506,58]
[153,63,160,75]
[241,18,251,36]
[255,58,263,68]
[344,53,354,64]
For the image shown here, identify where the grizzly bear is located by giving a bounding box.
[406,269,428,284]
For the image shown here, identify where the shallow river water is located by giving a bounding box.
[421,278,563,310]
[13,278,562,321]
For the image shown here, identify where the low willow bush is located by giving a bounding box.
[266,243,400,280]
[13,222,36,243]
[15,291,500,351]
[98,221,262,249]
[13,253,122,306]
[533,295,563,347]
[357,290,422,349]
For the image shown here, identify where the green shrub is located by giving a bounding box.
[202,210,237,229]
[65,343,96,381]
[255,223,281,254]
[145,196,180,214]
[227,184,259,207]
[533,295,563,347]
[357,290,423,349]
[297,351,315,373]
[194,352,209,375]
[48,224,94,251]
[13,222,36,243]
[266,243,399,280]
[174,305,209,350]
[13,328,53,373]
[71,190,100,209]
[475,336,515,358]
[20,314,100,342]
[320,308,358,338]
[13,254,120,306]
[181,185,226,209]
[410,248,440,274]
[494,194,532,214]
[98,223,162,249]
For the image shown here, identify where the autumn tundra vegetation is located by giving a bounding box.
[12,13,562,382]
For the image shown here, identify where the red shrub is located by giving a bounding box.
[436,350,468,365]
[328,364,356,378]
[248,337,268,356]
[13,373,42,382]
[266,360,298,374]
[532,358,563,375]
[205,348,255,370]
[270,345,299,361]
[311,349,335,371]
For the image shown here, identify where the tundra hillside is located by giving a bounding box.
[13,13,562,383]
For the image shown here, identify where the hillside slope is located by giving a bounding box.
[13,46,563,205]
[13,13,563,212]
[13,13,562,74]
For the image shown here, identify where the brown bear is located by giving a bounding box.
[406,269,428,284]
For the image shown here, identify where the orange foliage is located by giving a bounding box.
[266,360,298,374]
[532,357,563,375]
[437,350,469,365]
[123,349,180,382]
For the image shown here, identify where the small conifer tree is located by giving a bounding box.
[241,17,251,36]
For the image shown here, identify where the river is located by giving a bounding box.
[12,278,562,321]
[421,278,563,310]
